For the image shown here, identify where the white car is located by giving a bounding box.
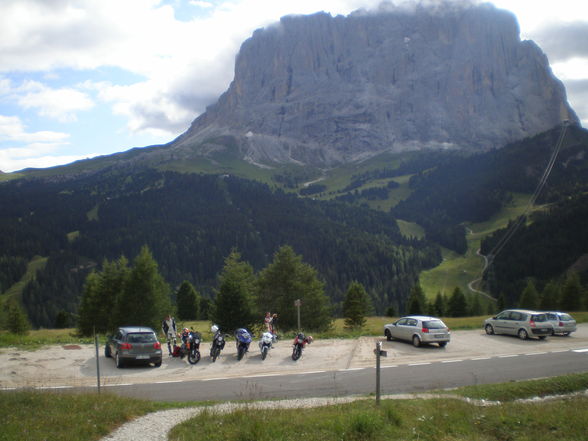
[384,315,450,348]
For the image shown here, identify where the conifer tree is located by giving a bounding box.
[211,250,257,332]
[540,280,560,310]
[560,272,582,311]
[5,299,30,335]
[406,283,427,315]
[114,245,172,331]
[176,280,200,321]
[447,287,468,317]
[257,245,332,332]
[433,292,447,316]
[518,279,539,310]
[469,294,483,316]
[342,281,371,329]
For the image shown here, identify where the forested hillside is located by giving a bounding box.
[481,192,588,301]
[393,124,588,253]
[0,169,440,327]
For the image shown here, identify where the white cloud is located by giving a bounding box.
[0,151,96,172]
[0,114,70,143]
[16,81,94,122]
[189,1,213,8]
[0,114,74,172]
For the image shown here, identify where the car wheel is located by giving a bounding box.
[385,329,393,341]
[518,329,528,340]
[104,345,111,358]
[485,324,494,335]
[538,336,546,340]
[154,358,162,368]
[412,335,421,348]
[115,352,125,368]
[438,341,447,348]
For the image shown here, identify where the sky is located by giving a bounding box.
[0,0,587,173]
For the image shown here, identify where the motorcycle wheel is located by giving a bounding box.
[292,346,301,361]
[188,349,200,365]
[211,347,219,362]
[237,345,245,361]
[261,346,268,360]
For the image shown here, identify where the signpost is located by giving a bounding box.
[294,299,301,331]
[374,341,387,405]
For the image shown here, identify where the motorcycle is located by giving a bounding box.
[291,333,313,361]
[235,328,252,361]
[259,331,274,360]
[210,325,226,362]
[182,331,201,365]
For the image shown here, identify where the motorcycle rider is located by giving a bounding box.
[161,314,177,356]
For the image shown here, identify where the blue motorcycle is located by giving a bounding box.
[234,328,252,361]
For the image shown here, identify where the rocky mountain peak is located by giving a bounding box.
[172,2,579,167]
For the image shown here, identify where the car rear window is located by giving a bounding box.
[127,333,157,343]
[422,320,446,329]
[559,313,573,321]
[531,314,547,322]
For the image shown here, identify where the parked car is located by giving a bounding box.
[384,315,450,347]
[105,326,163,368]
[544,311,577,336]
[484,309,552,340]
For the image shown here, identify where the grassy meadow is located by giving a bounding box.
[3,372,587,441]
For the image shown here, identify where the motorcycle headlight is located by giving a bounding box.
[193,338,200,344]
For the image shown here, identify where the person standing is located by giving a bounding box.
[264,312,272,332]
[162,314,177,356]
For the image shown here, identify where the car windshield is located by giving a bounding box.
[423,320,446,329]
[531,314,547,322]
[127,333,156,343]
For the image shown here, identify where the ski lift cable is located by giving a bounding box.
[486,122,569,260]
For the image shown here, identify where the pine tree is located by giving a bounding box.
[406,283,427,315]
[433,292,447,316]
[5,300,30,335]
[342,281,371,329]
[211,250,257,332]
[257,245,332,332]
[518,279,539,310]
[540,280,560,310]
[560,272,582,311]
[176,281,199,321]
[447,287,468,317]
[114,245,172,331]
[468,294,483,316]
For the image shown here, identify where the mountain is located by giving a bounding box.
[168,2,578,168]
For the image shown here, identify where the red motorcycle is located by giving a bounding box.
[291,333,313,361]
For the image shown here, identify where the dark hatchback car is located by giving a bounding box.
[105,326,163,368]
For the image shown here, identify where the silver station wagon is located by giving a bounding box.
[484,309,553,340]
[384,315,450,348]
[544,311,577,336]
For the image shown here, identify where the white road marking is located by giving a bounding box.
[154,380,183,384]
[338,368,365,372]
[525,352,547,356]
[441,359,463,363]
[408,362,431,366]
[498,355,519,358]
[572,348,588,353]
[241,373,283,378]
[471,357,491,360]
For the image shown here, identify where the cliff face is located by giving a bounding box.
[173,3,579,166]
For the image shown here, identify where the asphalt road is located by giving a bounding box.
[104,347,588,402]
